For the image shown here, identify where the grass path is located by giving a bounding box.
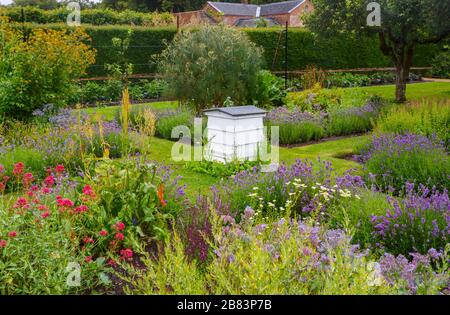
[145,135,368,198]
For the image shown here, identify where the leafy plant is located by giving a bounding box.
[92,158,186,241]
[157,25,263,114]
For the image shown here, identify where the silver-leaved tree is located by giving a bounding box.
[306,0,450,102]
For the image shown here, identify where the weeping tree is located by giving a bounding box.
[306,0,450,102]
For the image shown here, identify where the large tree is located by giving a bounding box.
[306,0,450,102]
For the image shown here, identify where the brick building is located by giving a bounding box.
[175,0,314,27]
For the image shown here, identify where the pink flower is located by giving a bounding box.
[82,185,95,197]
[115,233,124,241]
[55,165,65,174]
[44,175,55,187]
[85,256,93,263]
[107,259,117,267]
[114,222,125,231]
[83,237,94,244]
[41,187,51,194]
[14,197,29,209]
[8,231,17,238]
[57,198,74,208]
[13,162,24,177]
[99,230,108,237]
[22,172,34,186]
[41,211,50,218]
[120,248,133,261]
[0,239,7,248]
[75,205,88,213]
[0,164,3,173]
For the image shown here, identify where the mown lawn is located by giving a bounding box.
[339,82,450,107]
[145,135,367,198]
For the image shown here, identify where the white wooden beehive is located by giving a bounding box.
[203,106,267,163]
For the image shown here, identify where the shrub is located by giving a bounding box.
[376,98,450,147]
[122,209,447,295]
[1,7,175,27]
[253,70,287,107]
[216,158,365,220]
[0,19,96,119]
[286,84,343,112]
[157,25,263,114]
[325,72,371,88]
[371,184,449,256]
[326,97,383,136]
[155,109,196,140]
[266,106,325,145]
[430,51,450,78]
[358,133,450,192]
[0,164,114,294]
[329,190,390,249]
[92,158,187,241]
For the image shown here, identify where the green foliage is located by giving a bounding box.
[253,70,287,107]
[157,25,264,114]
[286,84,343,112]
[328,190,390,249]
[275,121,324,145]
[185,160,262,179]
[376,99,450,147]
[92,159,184,241]
[306,0,450,102]
[326,72,371,88]
[1,6,175,26]
[0,148,46,179]
[431,51,450,79]
[0,22,95,119]
[17,23,440,77]
[122,213,397,295]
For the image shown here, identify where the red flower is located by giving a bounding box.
[75,205,88,213]
[13,162,24,177]
[44,175,55,187]
[107,259,117,267]
[109,240,117,247]
[99,230,108,237]
[85,256,93,263]
[157,184,167,207]
[119,248,133,261]
[57,198,74,208]
[82,185,95,198]
[22,172,34,186]
[41,211,50,219]
[8,231,17,238]
[115,232,124,241]
[42,187,51,194]
[0,240,7,248]
[83,237,94,244]
[55,165,65,174]
[114,222,125,231]
[0,164,3,173]
[14,197,29,209]
[0,182,5,193]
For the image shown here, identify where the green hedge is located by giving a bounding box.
[20,23,440,77]
[0,7,174,26]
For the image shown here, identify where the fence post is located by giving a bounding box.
[285,21,288,90]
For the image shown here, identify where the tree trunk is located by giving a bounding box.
[395,64,409,103]
[394,45,414,103]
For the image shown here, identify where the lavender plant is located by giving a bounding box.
[358,133,450,192]
[371,183,449,256]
